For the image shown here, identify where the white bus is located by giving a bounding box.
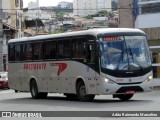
[8,28,153,101]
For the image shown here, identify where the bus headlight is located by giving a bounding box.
[105,78,115,84]
[144,75,153,83]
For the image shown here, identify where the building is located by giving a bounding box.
[97,0,112,11]
[119,0,160,78]
[134,0,160,40]
[2,0,24,38]
[0,0,23,71]
[134,0,160,29]
[133,0,160,78]
[118,0,134,28]
[73,0,112,17]
[58,1,73,9]
[23,0,52,35]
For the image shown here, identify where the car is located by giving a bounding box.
[0,72,9,89]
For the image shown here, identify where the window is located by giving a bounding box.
[45,41,57,60]
[58,40,71,59]
[24,43,32,60]
[9,45,15,61]
[33,42,43,60]
[15,44,21,61]
[86,43,95,63]
[72,38,85,59]
[20,0,23,9]
[16,18,19,29]
[140,2,160,14]
[15,0,19,7]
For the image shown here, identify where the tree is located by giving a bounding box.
[56,12,65,21]
[85,10,114,19]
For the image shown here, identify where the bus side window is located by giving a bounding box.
[85,43,95,64]
[72,38,85,59]
[15,44,21,61]
[58,40,71,59]
[45,41,57,60]
[33,42,43,60]
[24,43,33,60]
[9,44,15,61]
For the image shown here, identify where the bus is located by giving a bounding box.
[8,28,153,101]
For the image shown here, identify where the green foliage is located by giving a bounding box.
[56,12,65,21]
[85,10,115,19]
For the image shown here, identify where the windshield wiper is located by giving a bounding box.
[128,45,143,69]
[128,46,134,62]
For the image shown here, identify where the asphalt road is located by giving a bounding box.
[0,89,160,120]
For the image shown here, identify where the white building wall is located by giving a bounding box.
[59,2,69,8]
[135,13,160,28]
[28,2,38,9]
[97,0,112,12]
[135,0,160,28]
[2,0,13,28]
[73,0,78,16]
[73,0,111,17]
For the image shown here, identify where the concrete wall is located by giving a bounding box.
[118,0,134,28]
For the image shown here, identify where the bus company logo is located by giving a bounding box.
[50,63,67,76]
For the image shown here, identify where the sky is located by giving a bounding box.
[23,0,73,8]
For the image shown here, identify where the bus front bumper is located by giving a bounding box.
[100,80,153,95]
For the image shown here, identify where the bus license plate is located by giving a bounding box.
[125,90,135,94]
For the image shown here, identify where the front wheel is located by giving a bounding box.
[76,82,95,102]
[30,80,48,99]
[116,94,134,101]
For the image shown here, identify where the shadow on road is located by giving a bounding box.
[0,95,152,104]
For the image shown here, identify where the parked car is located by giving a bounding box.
[0,72,9,89]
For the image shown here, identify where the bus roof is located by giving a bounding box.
[8,28,145,43]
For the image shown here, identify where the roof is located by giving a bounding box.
[8,28,145,43]
[24,19,44,28]
[3,23,17,31]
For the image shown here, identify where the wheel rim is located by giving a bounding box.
[79,86,87,97]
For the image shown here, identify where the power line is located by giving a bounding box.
[0,7,142,11]
[0,5,160,11]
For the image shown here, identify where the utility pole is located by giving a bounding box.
[0,0,3,71]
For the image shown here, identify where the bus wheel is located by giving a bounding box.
[76,82,95,102]
[30,80,39,99]
[30,80,48,99]
[116,94,134,101]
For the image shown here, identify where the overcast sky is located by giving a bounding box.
[23,0,73,8]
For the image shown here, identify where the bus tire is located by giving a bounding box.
[30,80,48,99]
[116,94,134,101]
[76,81,95,102]
[30,80,39,99]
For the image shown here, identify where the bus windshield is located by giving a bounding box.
[100,36,151,71]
